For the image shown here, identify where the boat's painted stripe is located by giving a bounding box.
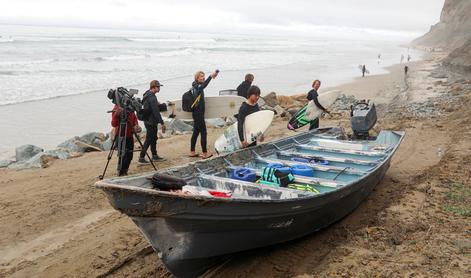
[276,151,379,166]
[296,144,386,157]
[199,174,318,195]
[227,166,343,188]
[256,157,367,175]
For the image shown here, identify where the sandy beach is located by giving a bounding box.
[1,51,470,277]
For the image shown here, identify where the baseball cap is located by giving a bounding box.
[150,80,163,88]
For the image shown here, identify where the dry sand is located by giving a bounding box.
[1,55,470,277]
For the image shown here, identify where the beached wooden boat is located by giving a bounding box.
[95,127,404,277]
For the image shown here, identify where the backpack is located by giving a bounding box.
[150,173,187,191]
[182,88,201,112]
[137,95,151,121]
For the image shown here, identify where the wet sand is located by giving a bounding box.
[0,54,470,277]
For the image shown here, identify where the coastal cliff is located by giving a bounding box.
[413,0,471,71]
[443,39,471,71]
[413,0,471,50]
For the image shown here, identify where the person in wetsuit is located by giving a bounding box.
[236,73,254,99]
[238,85,264,148]
[189,70,219,159]
[306,79,330,130]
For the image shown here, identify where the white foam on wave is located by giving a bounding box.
[154,48,205,57]
[94,54,148,61]
[127,37,217,43]
[0,37,14,43]
[0,59,56,66]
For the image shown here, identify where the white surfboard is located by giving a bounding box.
[161,95,246,120]
[304,90,341,121]
[214,110,274,154]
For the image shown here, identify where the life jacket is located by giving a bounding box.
[261,166,294,187]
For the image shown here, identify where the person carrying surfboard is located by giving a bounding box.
[306,80,330,130]
[238,85,264,148]
[189,70,219,159]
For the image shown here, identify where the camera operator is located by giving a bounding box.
[138,80,167,164]
[111,104,141,176]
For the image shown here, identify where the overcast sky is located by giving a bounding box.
[0,0,445,36]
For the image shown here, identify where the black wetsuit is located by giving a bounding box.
[191,76,212,153]
[236,80,252,99]
[140,90,165,158]
[238,102,260,147]
[306,89,327,130]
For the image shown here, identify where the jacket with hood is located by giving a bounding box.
[142,90,165,126]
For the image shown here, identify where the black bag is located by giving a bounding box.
[182,89,195,112]
[150,173,187,191]
[158,103,168,112]
[137,95,151,121]
[182,88,201,112]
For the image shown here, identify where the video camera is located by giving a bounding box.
[107,87,142,112]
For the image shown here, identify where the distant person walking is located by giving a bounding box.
[306,80,330,130]
[238,86,263,148]
[138,80,167,164]
[189,70,219,159]
[404,66,409,75]
[362,64,366,77]
[236,73,254,99]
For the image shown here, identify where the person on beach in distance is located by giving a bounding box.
[404,66,409,76]
[362,65,366,77]
[238,85,264,148]
[236,73,254,99]
[138,80,167,164]
[111,104,141,176]
[307,80,330,130]
[189,70,219,159]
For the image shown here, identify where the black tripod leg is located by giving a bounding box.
[133,131,157,171]
[98,135,117,180]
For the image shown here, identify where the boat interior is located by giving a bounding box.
[101,128,404,201]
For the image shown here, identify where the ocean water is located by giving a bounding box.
[0,24,421,159]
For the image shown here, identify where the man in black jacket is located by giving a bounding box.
[236,73,254,99]
[138,80,167,164]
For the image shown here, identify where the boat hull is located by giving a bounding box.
[101,157,391,277]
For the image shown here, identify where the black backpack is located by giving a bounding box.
[150,173,187,191]
[182,88,200,112]
[136,95,151,121]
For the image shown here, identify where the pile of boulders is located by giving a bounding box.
[330,94,359,112]
[260,91,358,120]
[259,92,307,119]
[384,78,471,119]
[1,132,110,170]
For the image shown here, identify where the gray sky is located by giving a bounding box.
[0,0,445,35]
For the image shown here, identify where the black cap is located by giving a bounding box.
[150,80,163,88]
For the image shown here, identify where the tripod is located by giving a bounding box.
[99,106,156,180]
